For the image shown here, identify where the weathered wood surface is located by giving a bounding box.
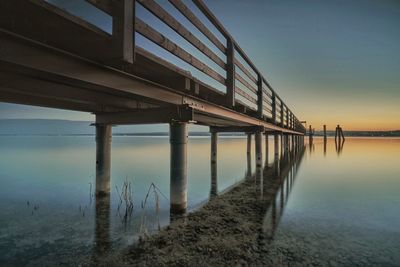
[0,0,306,134]
[168,0,225,53]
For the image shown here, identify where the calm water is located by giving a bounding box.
[0,136,399,265]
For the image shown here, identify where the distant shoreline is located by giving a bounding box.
[1,119,399,137]
[1,133,399,137]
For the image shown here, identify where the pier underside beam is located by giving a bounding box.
[95,123,112,196]
[95,105,194,125]
[210,125,265,133]
[170,122,188,214]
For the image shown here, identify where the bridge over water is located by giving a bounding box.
[0,0,306,213]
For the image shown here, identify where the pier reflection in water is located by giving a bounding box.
[262,147,305,239]
[91,195,111,264]
[2,137,400,266]
[88,134,306,264]
[116,134,307,265]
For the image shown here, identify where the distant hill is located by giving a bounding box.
[0,119,398,137]
[0,119,204,135]
[313,130,400,137]
[0,119,93,135]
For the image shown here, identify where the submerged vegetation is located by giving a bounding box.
[115,177,134,226]
[140,182,168,236]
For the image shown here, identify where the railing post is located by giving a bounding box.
[257,73,263,118]
[292,114,294,130]
[112,0,135,63]
[286,108,289,128]
[272,92,276,124]
[226,38,235,108]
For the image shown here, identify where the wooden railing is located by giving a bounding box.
[36,0,306,133]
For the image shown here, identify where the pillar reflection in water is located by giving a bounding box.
[246,133,253,178]
[261,145,305,240]
[274,134,280,176]
[335,137,345,155]
[91,195,111,264]
[210,161,218,198]
[256,164,263,198]
[309,137,314,154]
[265,133,269,166]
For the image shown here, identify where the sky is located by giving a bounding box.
[1,0,399,131]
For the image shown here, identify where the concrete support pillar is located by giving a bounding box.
[247,133,252,155]
[211,132,218,163]
[170,122,188,214]
[210,131,218,197]
[96,124,112,196]
[246,133,252,177]
[274,134,279,160]
[246,151,252,178]
[255,131,263,167]
[265,133,269,166]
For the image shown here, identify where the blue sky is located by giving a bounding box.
[1,0,399,130]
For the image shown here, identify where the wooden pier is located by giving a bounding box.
[0,0,306,213]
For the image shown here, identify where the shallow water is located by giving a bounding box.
[0,136,399,265]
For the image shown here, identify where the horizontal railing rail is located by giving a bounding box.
[8,0,305,133]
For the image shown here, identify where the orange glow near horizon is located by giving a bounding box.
[292,97,400,131]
